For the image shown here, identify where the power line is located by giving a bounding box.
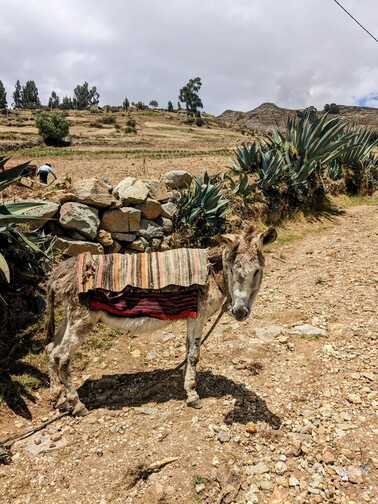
[332,0,378,43]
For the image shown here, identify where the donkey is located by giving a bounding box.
[45,225,277,415]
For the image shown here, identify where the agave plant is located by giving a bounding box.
[173,172,229,245]
[329,126,378,194]
[230,143,263,175]
[0,159,54,347]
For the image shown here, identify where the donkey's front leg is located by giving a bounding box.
[184,310,205,409]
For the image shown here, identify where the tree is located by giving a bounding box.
[0,81,7,109]
[48,91,60,109]
[135,101,147,110]
[73,82,100,109]
[167,101,174,112]
[21,80,41,108]
[13,80,22,108]
[60,96,74,110]
[122,97,130,110]
[177,101,182,110]
[35,111,70,146]
[149,100,158,108]
[179,77,203,116]
[324,103,340,114]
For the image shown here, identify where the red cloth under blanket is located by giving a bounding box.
[88,285,200,320]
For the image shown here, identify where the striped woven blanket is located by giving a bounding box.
[76,249,209,320]
[89,286,200,320]
[76,248,209,293]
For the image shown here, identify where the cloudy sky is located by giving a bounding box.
[1,0,377,114]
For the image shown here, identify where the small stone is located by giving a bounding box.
[146,351,157,361]
[322,343,334,355]
[322,448,336,464]
[347,465,364,484]
[50,432,62,442]
[245,422,257,434]
[140,407,158,415]
[347,393,362,404]
[97,229,113,247]
[259,480,273,491]
[195,483,205,493]
[249,462,270,475]
[291,324,326,338]
[275,461,287,475]
[289,475,300,487]
[217,431,231,443]
[212,456,220,466]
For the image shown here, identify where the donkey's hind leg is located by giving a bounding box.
[47,314,68,407]
[55,307,94,416]
[184,306,206,409]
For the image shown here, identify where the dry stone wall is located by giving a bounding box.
[25,170,192,257]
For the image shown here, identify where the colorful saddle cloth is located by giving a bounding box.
[76,249,209,320]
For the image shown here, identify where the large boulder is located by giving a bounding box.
[111,232,136,243]
[128,237,149,252]
[138,218,164,241]
[156,217,173,234]
[135,198,162,220]
[101,207,141,233]
[17,200,59,227]
[161,202,177,219]
[72,177,115,208]
[113,177,149,205]
[97,229,113,247]
[143,179,170,202]
[163,170,192,190]
[59,202,100,240]
[55,238,103,257]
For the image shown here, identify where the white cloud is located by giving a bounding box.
[0,0,377,112]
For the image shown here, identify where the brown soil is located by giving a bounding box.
[0,204,377,503]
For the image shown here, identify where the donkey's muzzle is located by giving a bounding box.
[232,305,250,321]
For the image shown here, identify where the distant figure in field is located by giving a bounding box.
[37,163,57,185]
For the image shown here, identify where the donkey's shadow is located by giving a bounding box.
[78,367,281,429]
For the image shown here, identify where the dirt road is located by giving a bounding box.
[1,204,377,503]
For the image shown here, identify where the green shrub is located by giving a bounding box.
[101,115,116,125]
[35,111,70,146]
[125,126,137,134]
[126,118,136,128]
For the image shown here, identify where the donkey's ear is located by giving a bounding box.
[258,227,277,248]
[218,234,240,249]
[244,224,257,242]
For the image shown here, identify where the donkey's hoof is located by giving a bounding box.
[72,402,89,417]
[187,398,202,409]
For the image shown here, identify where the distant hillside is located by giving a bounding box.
[218,102,378,132]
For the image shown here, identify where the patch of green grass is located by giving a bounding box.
[10,146,234,160]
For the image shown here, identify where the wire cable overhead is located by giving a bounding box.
[332,0,378,43]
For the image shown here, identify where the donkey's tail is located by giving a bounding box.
[45,285,55,344]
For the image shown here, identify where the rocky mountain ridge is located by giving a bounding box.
[218,102,378,132]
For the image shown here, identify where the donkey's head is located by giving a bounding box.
[220,225,277,321]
